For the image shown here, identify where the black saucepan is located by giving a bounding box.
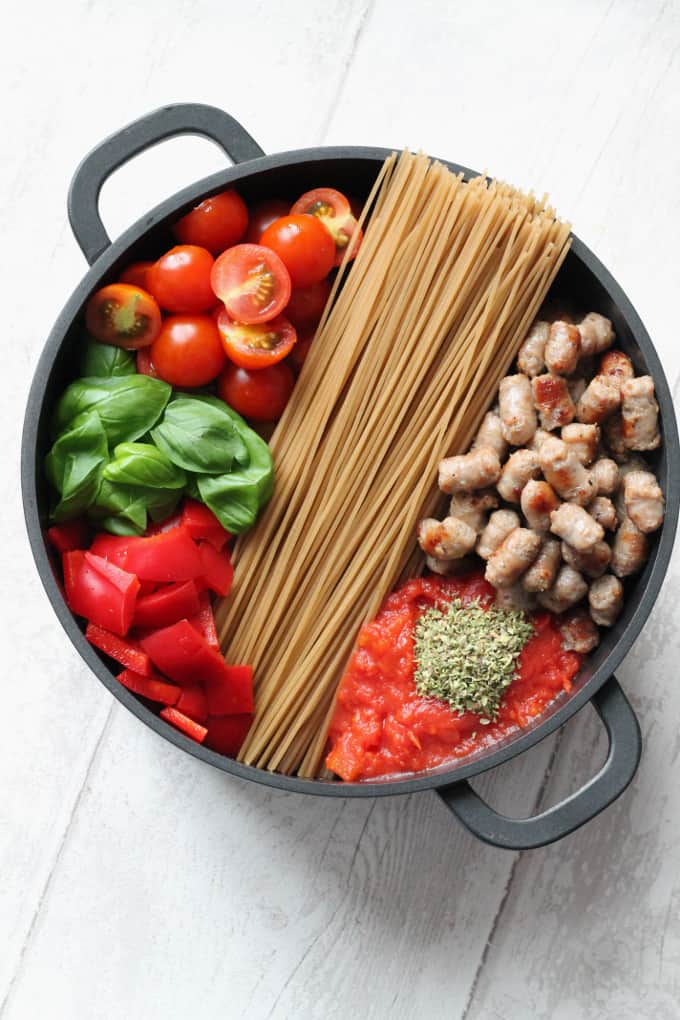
[21,104,680,850]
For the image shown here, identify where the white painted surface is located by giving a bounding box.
[2,1,679,1017]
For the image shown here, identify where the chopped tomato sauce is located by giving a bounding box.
[326,572,582,782]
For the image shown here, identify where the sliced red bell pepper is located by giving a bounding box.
[181,499,231,550]
[46,518,91,554]
[176,684,209,724]
[116,668,181,705]
[89,533,131,570]
[204,663,254,716]
[132,580,201,630]
[160,706,207,743]
[197,541,234,597]
[86,622,153,676]
[188,590,220,649]
[64,550,139,636]
[146,512,182,536]
[91,526,201,582]
[204,714,253,756]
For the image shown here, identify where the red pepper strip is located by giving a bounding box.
[116,668,181,705]
[46,518,91,554]
[89,534,131,570]
[91,526,202,582]
[181,499,231,550]
[64,551,139,636]
[204,714,253,756]
[188,590,219,649]
[132,580,201,630]
[197,541,234,597]
[204,663,254,716]
[176,684,209,724]
[86,622,153,676]
[160,706,207,743]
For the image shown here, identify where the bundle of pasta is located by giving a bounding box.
[216,151,571,777]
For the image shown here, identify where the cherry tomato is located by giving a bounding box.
[260,215,335,288]
[218,362,294,422]
[85,284,161,349]
[150,315,226,387]
[285,278,331,329]
[245,199,290,243]
[136,346,158,378]
[216,308,296,369]
[173,190,248,254]
[290,188,362,266]
[147,245,215,313]
[211,244,291,325]
[289,327,315,372]
[119,261,153,289]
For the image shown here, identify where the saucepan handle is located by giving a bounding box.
[68,103,265,265]
[438,675,641,850]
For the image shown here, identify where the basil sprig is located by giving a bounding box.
[150,394,248,474]
[53,374,171,445]
[79,340,137,379]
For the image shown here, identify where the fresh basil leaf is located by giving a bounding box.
[103,442,186,490]
[80,340,137,378]
[196,473,260,534]
[45,411,109,522]
[53,375,171,445]
[185,475,202,501]
[238,426,274,507]
[147,492,181,523]
[98,515,146,537]
[150,394,248,473]
[88,479,149,534]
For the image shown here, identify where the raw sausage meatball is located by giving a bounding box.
[517,321,549,378]
[590,458,619,495]
[561,540,612,579]
[559,609,600,653]
[521,537,561,593]
[545,321,581,375]
[496,449,540,503]
[550,503,604,551]
[417,516,477,560]
[561,423,600,466]
[621,376,660,451]
[521,480,560,532]
[529,427,552,453]
[438,447,502,494]
[498,374,537,446]
[471,411,508,461]
[494,584,537,613]
[485,528,542,588]
[623,470,665,533]
[578,312,614,357]
[602,414,627,462]
[576,375,621,424]
[537,565,589,614]
[539,436,596,506]
[600,349,634,385]
[589,574,624,627]
[588,496,617,531]
[476,510,521,560]
[532,374,576,430]
[611,516,648,577]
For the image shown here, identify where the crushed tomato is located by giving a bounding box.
[326,572,582,782]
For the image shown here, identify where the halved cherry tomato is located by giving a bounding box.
[218,362,294,422]
[211,244,291,325]
[260,215,335,288]
[147,245,215,313]
[285,278,331,329]
[173,190,248,254]
[216,308,296,369]
[136,345,158,378]
[291,188,362,266]
[289,327,315,372]
[151,315,226,387]
[85,284,161,349]
[245,199,290,243]
[119,261,153,289]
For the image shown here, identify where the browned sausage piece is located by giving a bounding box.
[494,584,537,613]
[611,516,648,577]
[529,427,552,453]
[539,436,596,506]
[562,540,612,579]
[521,480,560,532]
[485,528,542,588]
[568,377,587,405]
[621,376,660,451]
[561,423,600,466]
[425,554,478,576]
[576,375,621,424]
[476,510,521,560]
[532,374,576,430]
[499,374,537,446]
[590,458,619,495]
[578,312,615,357]
[550,503,604,551]
[588,496,618,531]
[496,449,540,503]
[517,321,549,378]
[448,489,498,534]
[559,609,600,653]
[545,321,581,375]
[417,516,477,560]
[521,537,562,592]
[623,470,665,533]
[537,565,589,614]
[602,414,627,462]
[471,411,508,461]
[600,349,634,386]
[438,447,502,494]
[589,574,624,626]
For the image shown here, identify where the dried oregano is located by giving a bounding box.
[414,598,534,722]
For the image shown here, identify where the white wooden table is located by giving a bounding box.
[3,2,680,1017]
